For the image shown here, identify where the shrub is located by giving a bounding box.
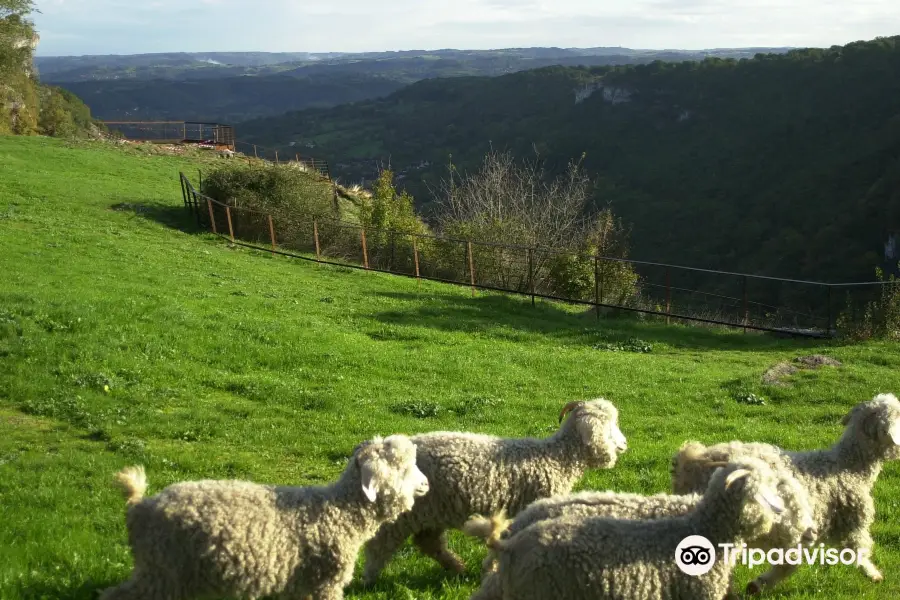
[837,265,900,340]
[38,85,97,138]
[356,169,431,271]
[430,150,639,301]
[203,162,337,251]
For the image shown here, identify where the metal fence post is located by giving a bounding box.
[467,240,476,296]
[361,228,369,269]
[413,237,421,288]
[665,267,672,325]
[179,173,187,209]
[528,248,535,306]
[267,214,276,253]
[313,219,321,260]
[594,254,600,321]
[827,286,833,335]
[390,231,396,271]
[743,275,749,333]
[198,169,203,192]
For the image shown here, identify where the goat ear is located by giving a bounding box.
[755,490,785,515]
[725,469,751,489]
[863,410,881,439]
[575,415,600,446]
[360,463,379,502]
[841,408,854,426]
[888,422,900,445]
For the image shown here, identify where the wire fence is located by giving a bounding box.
[179,171,899,338]
[232,140,331,178]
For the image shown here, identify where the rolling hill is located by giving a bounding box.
[38,46,793,122]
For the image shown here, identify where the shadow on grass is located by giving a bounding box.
[346,567,477,597]
[372,290,840,353]
[110,201,205,234]
[17,577,116,600]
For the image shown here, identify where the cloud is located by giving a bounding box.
[31,0,900,55]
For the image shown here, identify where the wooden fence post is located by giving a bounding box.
[268,214,276,253]
[207,198,217,234]
[254,145,258,158]
[225,206,235,242]
[467,240,476,296]
[275,150,279,164]
[313,219,321,259]
[361,228,369,269]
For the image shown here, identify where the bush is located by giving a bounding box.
[204,162,334,219]
[837,265,900,340]
[545,210,639,304]
[203,162,338,251]
[356,169,431,271]
[38,85,97,138]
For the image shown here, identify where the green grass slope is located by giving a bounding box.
[1,135,900,599]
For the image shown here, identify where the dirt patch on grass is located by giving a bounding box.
[762,355,843,386]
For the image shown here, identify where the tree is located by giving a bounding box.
[431,148,637,296]
[357,168,429,270]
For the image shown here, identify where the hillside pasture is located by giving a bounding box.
[1,136,900,599]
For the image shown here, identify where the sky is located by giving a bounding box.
[32,0,900,56]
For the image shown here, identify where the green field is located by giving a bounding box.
[2,135,900,599]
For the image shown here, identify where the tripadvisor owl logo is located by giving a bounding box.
[675,535,716,576]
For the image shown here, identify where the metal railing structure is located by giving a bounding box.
[102,121,235,150]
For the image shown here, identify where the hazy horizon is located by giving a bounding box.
[32,0,899,57]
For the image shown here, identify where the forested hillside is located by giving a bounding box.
[39,46,791,122]
[239,36,900,284]
[59,73,406,122]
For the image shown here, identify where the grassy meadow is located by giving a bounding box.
[1,135,900,599]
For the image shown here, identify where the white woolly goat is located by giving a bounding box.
[361,398,628,584]
[473,456,788,600]
[100,435,429,600]
[464,462,816,589]
[671,392,900,595]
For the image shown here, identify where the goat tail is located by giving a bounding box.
[114,465,147,506]
[463,511,511,550]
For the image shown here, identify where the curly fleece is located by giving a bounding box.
[480,456,784,600]
[466,465,813,598]
[361,398,627,584]
[671,392,900,592]
[100,434,427,600]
